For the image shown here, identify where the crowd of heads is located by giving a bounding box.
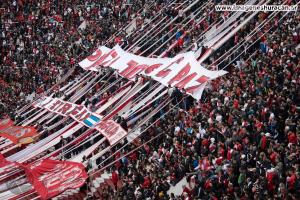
[0,0,152,117]
[0,0,299,200]
[92,2,299,200]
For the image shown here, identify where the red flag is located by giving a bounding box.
[0,118,14,131]
[0,126,37,144]
[23,159,88,199]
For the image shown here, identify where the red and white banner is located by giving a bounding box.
[79,45,227,100]
[23,159,88,200]
[95,120,127,145]
[0,125,37,144]
[34,97,128,145]
[34,97,103,128]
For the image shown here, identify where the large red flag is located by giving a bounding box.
[23,159,88,199]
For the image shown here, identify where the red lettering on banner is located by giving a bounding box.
[168,63,191,85]
[185,75,209,94]
[101,122,108,130]
[144,64,163,74]
[104,121,114,129]
[126,64,149,79]
[87,49,103,62]
[107,126,118,137]
[119,60,138,78]
[49,100,63,111]
[57,103,73,115]
[75,110,89,122]
[101,50,118,66]
[95,121,105,130]
[24,159,88,199]
[95,120,127,145]
[155,68,171,78]
[52,101,64,112]
[103,121,115,137]
[155,57,184,78]
[86,49,115,70]
[174,72,197,89]
[96,121,120,138]
[69,105,83,116]
[106,56,120,67]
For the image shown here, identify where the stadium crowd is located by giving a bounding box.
[0,0,299,200]
[89,3,299,200]
[0,0,153,117]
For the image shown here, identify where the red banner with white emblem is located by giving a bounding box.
[23,159,88,199]
[0,126,37,144]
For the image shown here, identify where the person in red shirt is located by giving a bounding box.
[287,131,297,144]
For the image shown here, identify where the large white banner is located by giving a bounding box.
[79,45,227,100]
[34,97,127,145]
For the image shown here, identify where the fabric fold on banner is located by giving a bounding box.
[79,45,227,100]
[22,159,88,200]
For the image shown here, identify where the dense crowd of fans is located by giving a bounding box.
[0,0,152,117]
[91,3,299,200]
[0,0,299,200]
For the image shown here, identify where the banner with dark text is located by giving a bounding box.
[34,97,128,145]
[34,97,102,128]
[95,120,127,145]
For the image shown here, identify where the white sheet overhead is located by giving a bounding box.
[79,45,227,100]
